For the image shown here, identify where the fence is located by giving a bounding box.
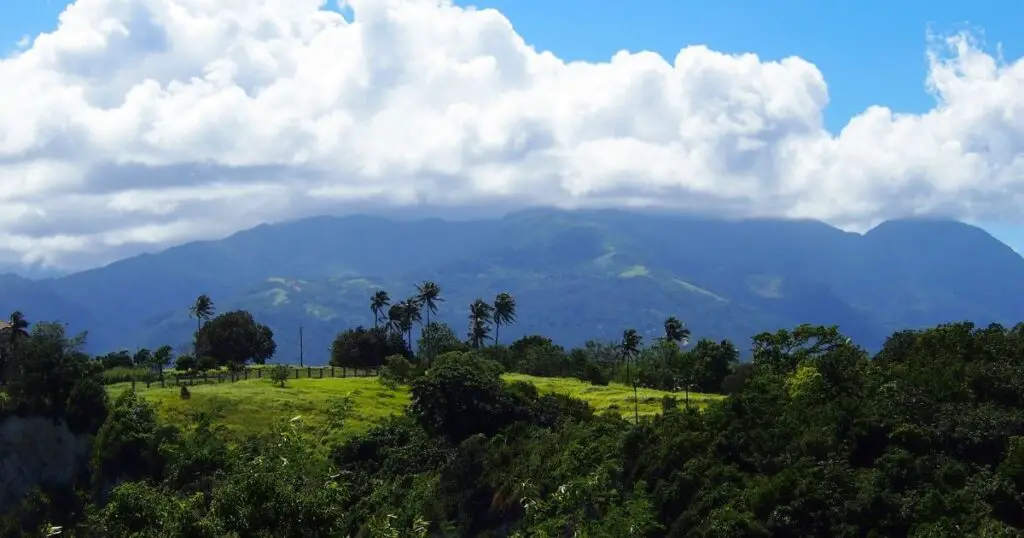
[128,366,378,389]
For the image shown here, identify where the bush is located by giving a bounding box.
[411,357,532,442]
[269,364,290,388]
[179,386,191,400]
[65,377,109,435]
[379,354,415,389]
[582,362,609,386]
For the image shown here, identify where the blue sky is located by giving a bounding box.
[4,0,1024,251]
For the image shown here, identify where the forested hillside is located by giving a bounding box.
[4,209,1024,358]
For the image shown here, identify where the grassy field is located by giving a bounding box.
[106,374,724,443]
[504,374,724,416]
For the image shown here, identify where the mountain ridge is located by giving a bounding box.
[1,209,1021,361]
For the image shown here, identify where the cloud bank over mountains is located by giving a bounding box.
[1,0,1023,269]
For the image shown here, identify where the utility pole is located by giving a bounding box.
[299,326,304,367]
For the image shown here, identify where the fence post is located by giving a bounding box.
[331,367,335,378]
[294,367,298,379]
[245,369,249,380]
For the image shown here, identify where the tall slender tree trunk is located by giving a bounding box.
[494,322,501,346]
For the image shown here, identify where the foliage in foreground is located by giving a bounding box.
[8,318,1024,536]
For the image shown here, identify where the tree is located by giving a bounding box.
[0,311,30,385]
[415,281,444,326]
[370,290,391,329]
[620,328,642,424]
[385,304,404,335]
[417,322,468,367]
[662,316,690,347]
[398,299,422,350]
[468,299,494,349]
[189,295,215,363]
[132,348,153,368]
[492,292,517,346]
[152,345,173,371]
[330,326,409,370]
[195,310,276,368]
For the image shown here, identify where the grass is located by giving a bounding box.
[107,377,407,445]
[106,373,724,444]
[503,374,725,416]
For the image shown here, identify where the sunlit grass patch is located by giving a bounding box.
[503,374,724,418]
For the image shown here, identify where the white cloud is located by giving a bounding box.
[2,0,1024,269]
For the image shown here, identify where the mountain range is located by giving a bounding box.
[2,208,1023,364]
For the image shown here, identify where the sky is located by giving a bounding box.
[1,0,1024,271]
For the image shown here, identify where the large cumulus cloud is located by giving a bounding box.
[1,0,1023,269]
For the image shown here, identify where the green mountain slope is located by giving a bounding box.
[6,209,1024,360]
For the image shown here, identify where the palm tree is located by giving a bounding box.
[415,281,443,325]
[492,292,517,346]
[663,316,691,346]
[468,299,494,349]
[620,328,642,424]
[0,311,30,385]
[386,304,404,335]
[188,295,215,362]
[398,298,422,350]
[370,290,391,329]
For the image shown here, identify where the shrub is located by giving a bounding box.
[269,364,290,388]
[582,362,609,386]
[179,386,191,400]
[379,354,415,389]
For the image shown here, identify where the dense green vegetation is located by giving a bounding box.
[7,276,1024,535]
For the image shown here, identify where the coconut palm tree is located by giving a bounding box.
[415,281,443,325]
[189,295,215,362]
[0,311,30,385]
[468,299,494,349]
[663,316,690,346]
[620,328,643,424]
[386,304,404,335]
[370,290,391,329]
[492,292,517,346]
[398,298,422,350]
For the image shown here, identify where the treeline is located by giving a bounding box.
[7,316,1024,535]
[82,282,742,398]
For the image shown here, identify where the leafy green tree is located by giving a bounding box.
[151,345,174,384]
[620,328,642,423]
[4,321,92,416]
[174,354,196,373]
[468,299,494,349]
[90,390,169,494]
[370,290,391,329]
[195,310,276,368]
[415,281,444,325]
[492,291,517,346]
[330,326,409,370]
[417,321,468,366]
[379,354,415,389]
[410,352,527,442]
[132,347,152,368]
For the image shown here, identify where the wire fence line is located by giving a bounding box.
[108,365,378,389]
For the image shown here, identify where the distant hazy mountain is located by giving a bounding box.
[3,209,1023,363]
